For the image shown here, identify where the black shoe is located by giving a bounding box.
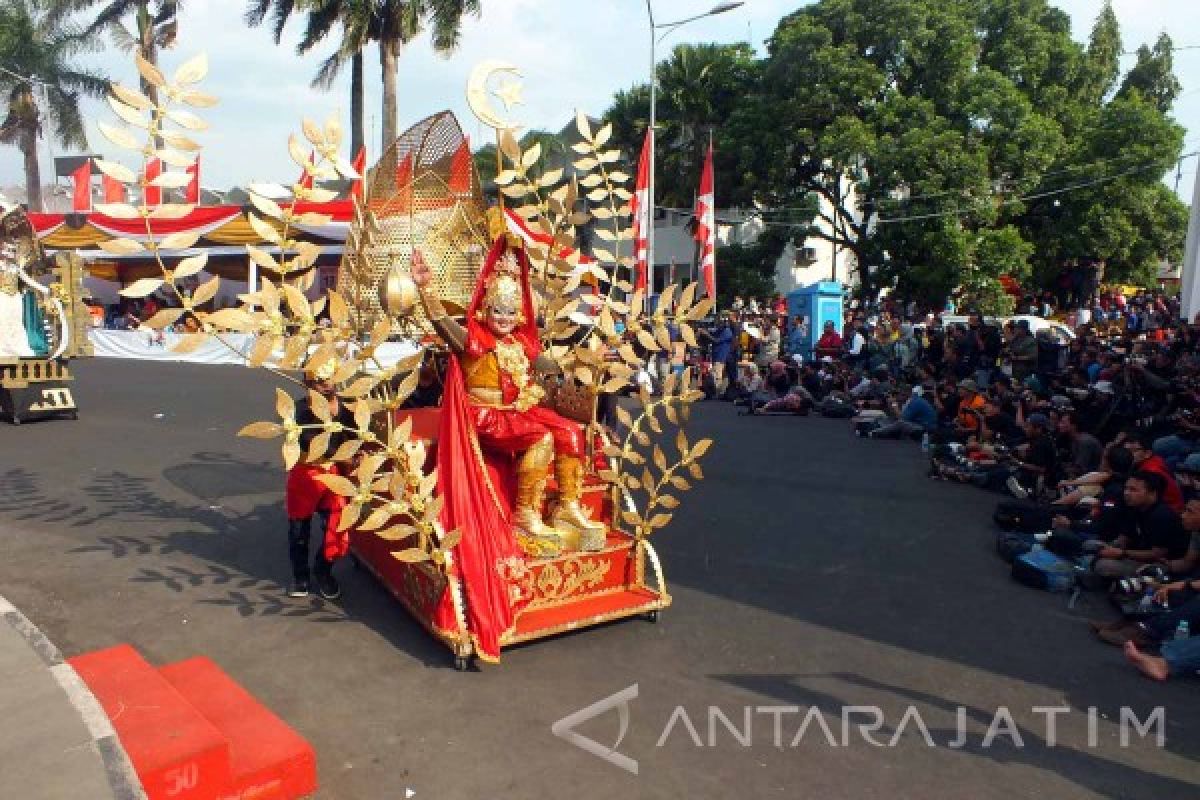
[287,579,310,598]
[314,570,341,600]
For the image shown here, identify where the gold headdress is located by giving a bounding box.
[478,251,525,322]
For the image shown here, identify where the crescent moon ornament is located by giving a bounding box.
[466,60,523,131]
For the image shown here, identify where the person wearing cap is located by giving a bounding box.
[868,385,937,439]
[954,379,986,433]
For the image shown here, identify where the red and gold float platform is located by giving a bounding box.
[349,408,670,670]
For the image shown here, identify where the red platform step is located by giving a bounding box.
[68,645,316,800]
[161,658,316,800]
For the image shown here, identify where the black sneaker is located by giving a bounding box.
[314,570,341,600]
[287,579,310,598]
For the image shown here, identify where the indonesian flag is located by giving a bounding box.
[185,156,201,204]
[102,173,125,203]
[631,129,651,291]
[349,146,366,199]
[71,160,92,212]
[297,150,316,190]
[144,158,162,206]
[693,143,716,299]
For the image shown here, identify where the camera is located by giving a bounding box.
[1116,565,1170,594]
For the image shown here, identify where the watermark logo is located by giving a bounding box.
[553,684,1167,775]
[551,683,640,775]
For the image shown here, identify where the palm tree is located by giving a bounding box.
[249,1,479,156]
[0,0,109,211]
[376,1,479,149]
[246,0,369,159]
[47,1,180,108]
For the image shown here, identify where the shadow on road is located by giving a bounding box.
[0,455,450,668]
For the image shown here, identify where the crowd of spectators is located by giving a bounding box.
[701,284,1199,684]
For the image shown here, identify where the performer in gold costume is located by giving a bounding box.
[410,240,605,554]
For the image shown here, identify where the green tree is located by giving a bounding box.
[717,0,1185,306]
[0,0,109,211]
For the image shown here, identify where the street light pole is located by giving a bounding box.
[644,1,743,303]
[646,0,657,301]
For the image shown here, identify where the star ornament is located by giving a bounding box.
[494,79,524,112]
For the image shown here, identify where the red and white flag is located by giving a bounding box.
[185,156,201,204]
[630,129,652,291]
[144,157,162,206]
[297,150,316,190]
[693,142,716,299]
[70,159,92,212]
[102,173,125,203]
[349,146,366,200]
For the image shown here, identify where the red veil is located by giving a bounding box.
[435,236,538,662]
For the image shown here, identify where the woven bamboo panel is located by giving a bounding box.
[338,111,489,332]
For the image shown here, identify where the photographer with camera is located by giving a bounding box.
[1094,497,1200,651]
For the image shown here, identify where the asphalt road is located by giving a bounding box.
[0,359,1197,800]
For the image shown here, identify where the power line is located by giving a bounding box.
[876,154,1198,224]
[654,152,1197,227]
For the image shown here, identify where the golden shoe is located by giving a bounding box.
[551,500,606,535]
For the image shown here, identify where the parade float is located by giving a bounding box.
[0,203,90,423]
[96,52,713,667]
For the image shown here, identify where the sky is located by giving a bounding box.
[2,0,1199,203]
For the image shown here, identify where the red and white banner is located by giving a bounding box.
[349,146,366,200]
[71,160,92,212]
[694,143,716,299]
[185,156,201,204]
[631,129,651,291]
[102,173,125,203]
[502,208,595,268]
[144,158,162,206]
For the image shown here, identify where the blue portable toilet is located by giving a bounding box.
[786,282,844,362]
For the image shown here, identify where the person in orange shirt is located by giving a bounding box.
[955,379,987,432]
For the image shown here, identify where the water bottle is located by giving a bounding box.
[921,432,930,453]
[1139,589,1155,613]
[1176,620,1190,641]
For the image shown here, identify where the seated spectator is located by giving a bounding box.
[1004,412,1059,499]
[1125,432,1185,512]
[816,321,844,357]
[1091,471,1189,580]
[1057,410,1103,478]
[869,385,937,439]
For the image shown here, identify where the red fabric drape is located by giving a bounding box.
[71,160,92,212]
[435,236,538,662]
[448,138,472,195]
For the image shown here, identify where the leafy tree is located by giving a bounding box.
[719,0,1186,305]
[0,0,109,210]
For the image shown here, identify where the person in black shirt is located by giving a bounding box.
[1092,471,1188,580]
[1006,413,1058,498]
